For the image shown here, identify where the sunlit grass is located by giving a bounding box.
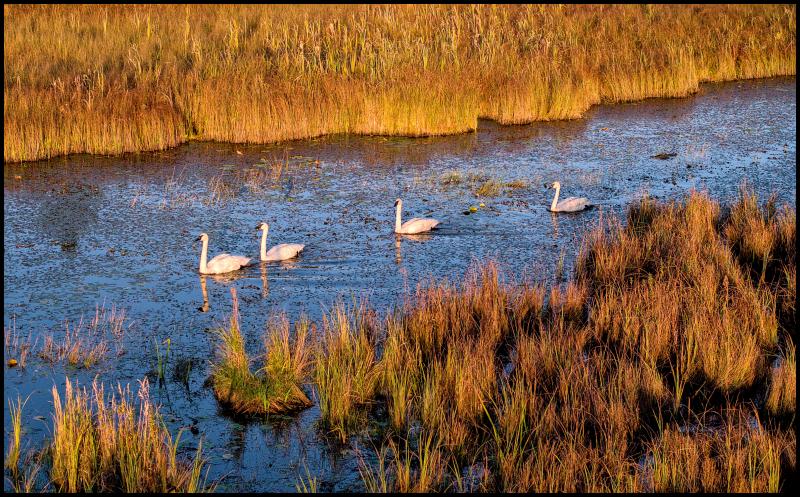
[4,5,795,162]
[211,288,313,415]
[49,377,209,492]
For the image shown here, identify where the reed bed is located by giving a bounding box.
[4,4,795,162]
[210,288,313,416]
[312,188,795,492]
[48,377,208,492]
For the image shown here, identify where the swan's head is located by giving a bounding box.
[394,198,402,208]
[195,233,209,242]
[255,222,269,232]
[551,181,561,189]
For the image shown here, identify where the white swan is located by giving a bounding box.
[548,181,592,213]
[257,222,305,262]
[394,199,440,234]
[196,233,251,275]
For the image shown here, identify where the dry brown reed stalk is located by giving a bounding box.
[49,377,209,492]
[4,5,795,162]
[211,288,312,415]
[38,303,131,369]
[4,316,34,369]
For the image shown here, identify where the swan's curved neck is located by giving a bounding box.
[199,238,209,273]
[550,184,561,211]
[260,228,268,261]
[395,203,402,233]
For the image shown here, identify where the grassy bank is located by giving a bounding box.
[3,4,796,163]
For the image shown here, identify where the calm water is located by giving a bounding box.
[3,77,796,491]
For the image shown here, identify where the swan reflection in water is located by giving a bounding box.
[197,271,250,312]
[260,264,269,298]
[550,211,560,240]
[198,275,209,312]
[394,232,434,265]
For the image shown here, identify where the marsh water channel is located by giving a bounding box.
[3,77,796,491]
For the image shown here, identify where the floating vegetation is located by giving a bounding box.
[504,179,528,190]
[474,179,501,197]
[440,170,464,186]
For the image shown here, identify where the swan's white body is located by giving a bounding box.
[258,223,304,262]
[548,181,592,213]
[394,199,440,234]
[197,233,251,275]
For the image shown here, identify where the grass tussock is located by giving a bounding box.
[321,189,796,492]
[49,377,209,492]
[766,340,796,416]
[4,395,25,476]
[649,410,792,492]
[211,288,312,415]
[314,300,380,442]
[4,4,795,162]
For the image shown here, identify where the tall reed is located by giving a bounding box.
[49,377,208,492]
[4,5,795,162]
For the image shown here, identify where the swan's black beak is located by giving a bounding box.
[195,235,202,241]
[394,200,399,207]
[543,182,551,189]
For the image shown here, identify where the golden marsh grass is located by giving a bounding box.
[4,4,795,162]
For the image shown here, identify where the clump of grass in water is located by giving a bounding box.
[211,288,312,415]
[440,170,463,187]
[154,337,171,388]
[295,461,318,493]
[38,302,131,368]
[358,430,445,492]
[504,179,528,190]
[4,395,26,476]
[4,316,34,369]
[49,377,210,492]
[474,179,501,197]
